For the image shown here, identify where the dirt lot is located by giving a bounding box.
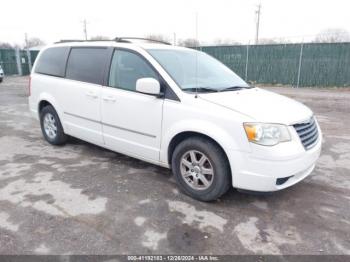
[0,76,349,255]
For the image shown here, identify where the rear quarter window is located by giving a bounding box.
[35,47,70,77]
[65,47,108,85]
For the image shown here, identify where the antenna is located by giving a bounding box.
[195,12,199,98]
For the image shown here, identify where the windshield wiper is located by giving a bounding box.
[182,87,219,93]
[218,86,253,92]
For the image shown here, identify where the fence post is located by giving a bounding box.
[26,49,32,72]
[245,43,249,81]
[296,42,304,88]
[15,48,23,76]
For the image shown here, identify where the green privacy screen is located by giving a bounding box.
[0,49,18,75]
[1,44,350,87]
[200,42,350,87]
[0,49,39,75]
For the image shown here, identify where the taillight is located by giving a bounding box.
[28,76,31,96]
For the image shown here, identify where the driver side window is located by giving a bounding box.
[109,49,158,91]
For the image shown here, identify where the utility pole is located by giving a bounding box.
[82,19,88,40]
[255,3,261,44]
[195,12,199,48]
[24,33,29,48]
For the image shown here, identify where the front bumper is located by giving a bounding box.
[227,128,322,192]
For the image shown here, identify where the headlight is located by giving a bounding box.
[243,123,291,146]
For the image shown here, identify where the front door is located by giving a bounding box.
[101,49,164,162]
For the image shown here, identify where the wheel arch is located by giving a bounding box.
[167,131,232,175]
[37,94,65,131]
[37,93,62,117]
[38,100,52,113]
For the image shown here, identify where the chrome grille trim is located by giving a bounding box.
[293,117,319,150]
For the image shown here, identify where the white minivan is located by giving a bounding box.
[29,38,322,201]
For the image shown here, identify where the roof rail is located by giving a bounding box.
[114,37,171,45]
[54,39,113,44]
[55,37,172,45]
[55,40,84,44]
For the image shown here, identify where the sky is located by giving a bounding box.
[1,0,350,46]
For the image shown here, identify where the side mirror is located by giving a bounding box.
[136,78,161,96]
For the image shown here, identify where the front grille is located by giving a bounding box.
[293,117,319,150]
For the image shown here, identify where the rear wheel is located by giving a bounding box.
[171,137,231,201]
[40,105,67,145]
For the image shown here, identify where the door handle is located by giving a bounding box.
[86,91,98,99]
[102,95,116,102]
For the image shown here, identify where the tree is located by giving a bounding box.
[26,37,45,48]
[90,35,110,40]
[213,38,241,46]
[257,38,291,45]
[257,38,279,45]
[314,28,350,43]
[178,38,200,47]
[145,34,170,43]
[0,42,13,49]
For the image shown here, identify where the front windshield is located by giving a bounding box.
[148,49,249,91]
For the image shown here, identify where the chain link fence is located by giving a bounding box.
[200,42,350,87]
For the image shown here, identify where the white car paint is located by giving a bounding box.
[29,41,322,193]
[199,88,313,124]
[101,85,163,162]
[0,65,4,82]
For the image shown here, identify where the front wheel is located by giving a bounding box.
[171,137,231,201]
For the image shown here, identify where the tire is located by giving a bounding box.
[0,78,3,83]
[40,105,67,145]
[171,136,231,201]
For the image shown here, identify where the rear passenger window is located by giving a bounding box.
[109,50,158,91]
[66,48,108,85]
[35,47,70,77]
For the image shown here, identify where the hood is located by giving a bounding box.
[199,88,312,125]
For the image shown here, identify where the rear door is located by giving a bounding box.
[101,49,164,162]
[59,47,109,145]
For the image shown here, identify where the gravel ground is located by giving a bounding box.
[0,76,349,255]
